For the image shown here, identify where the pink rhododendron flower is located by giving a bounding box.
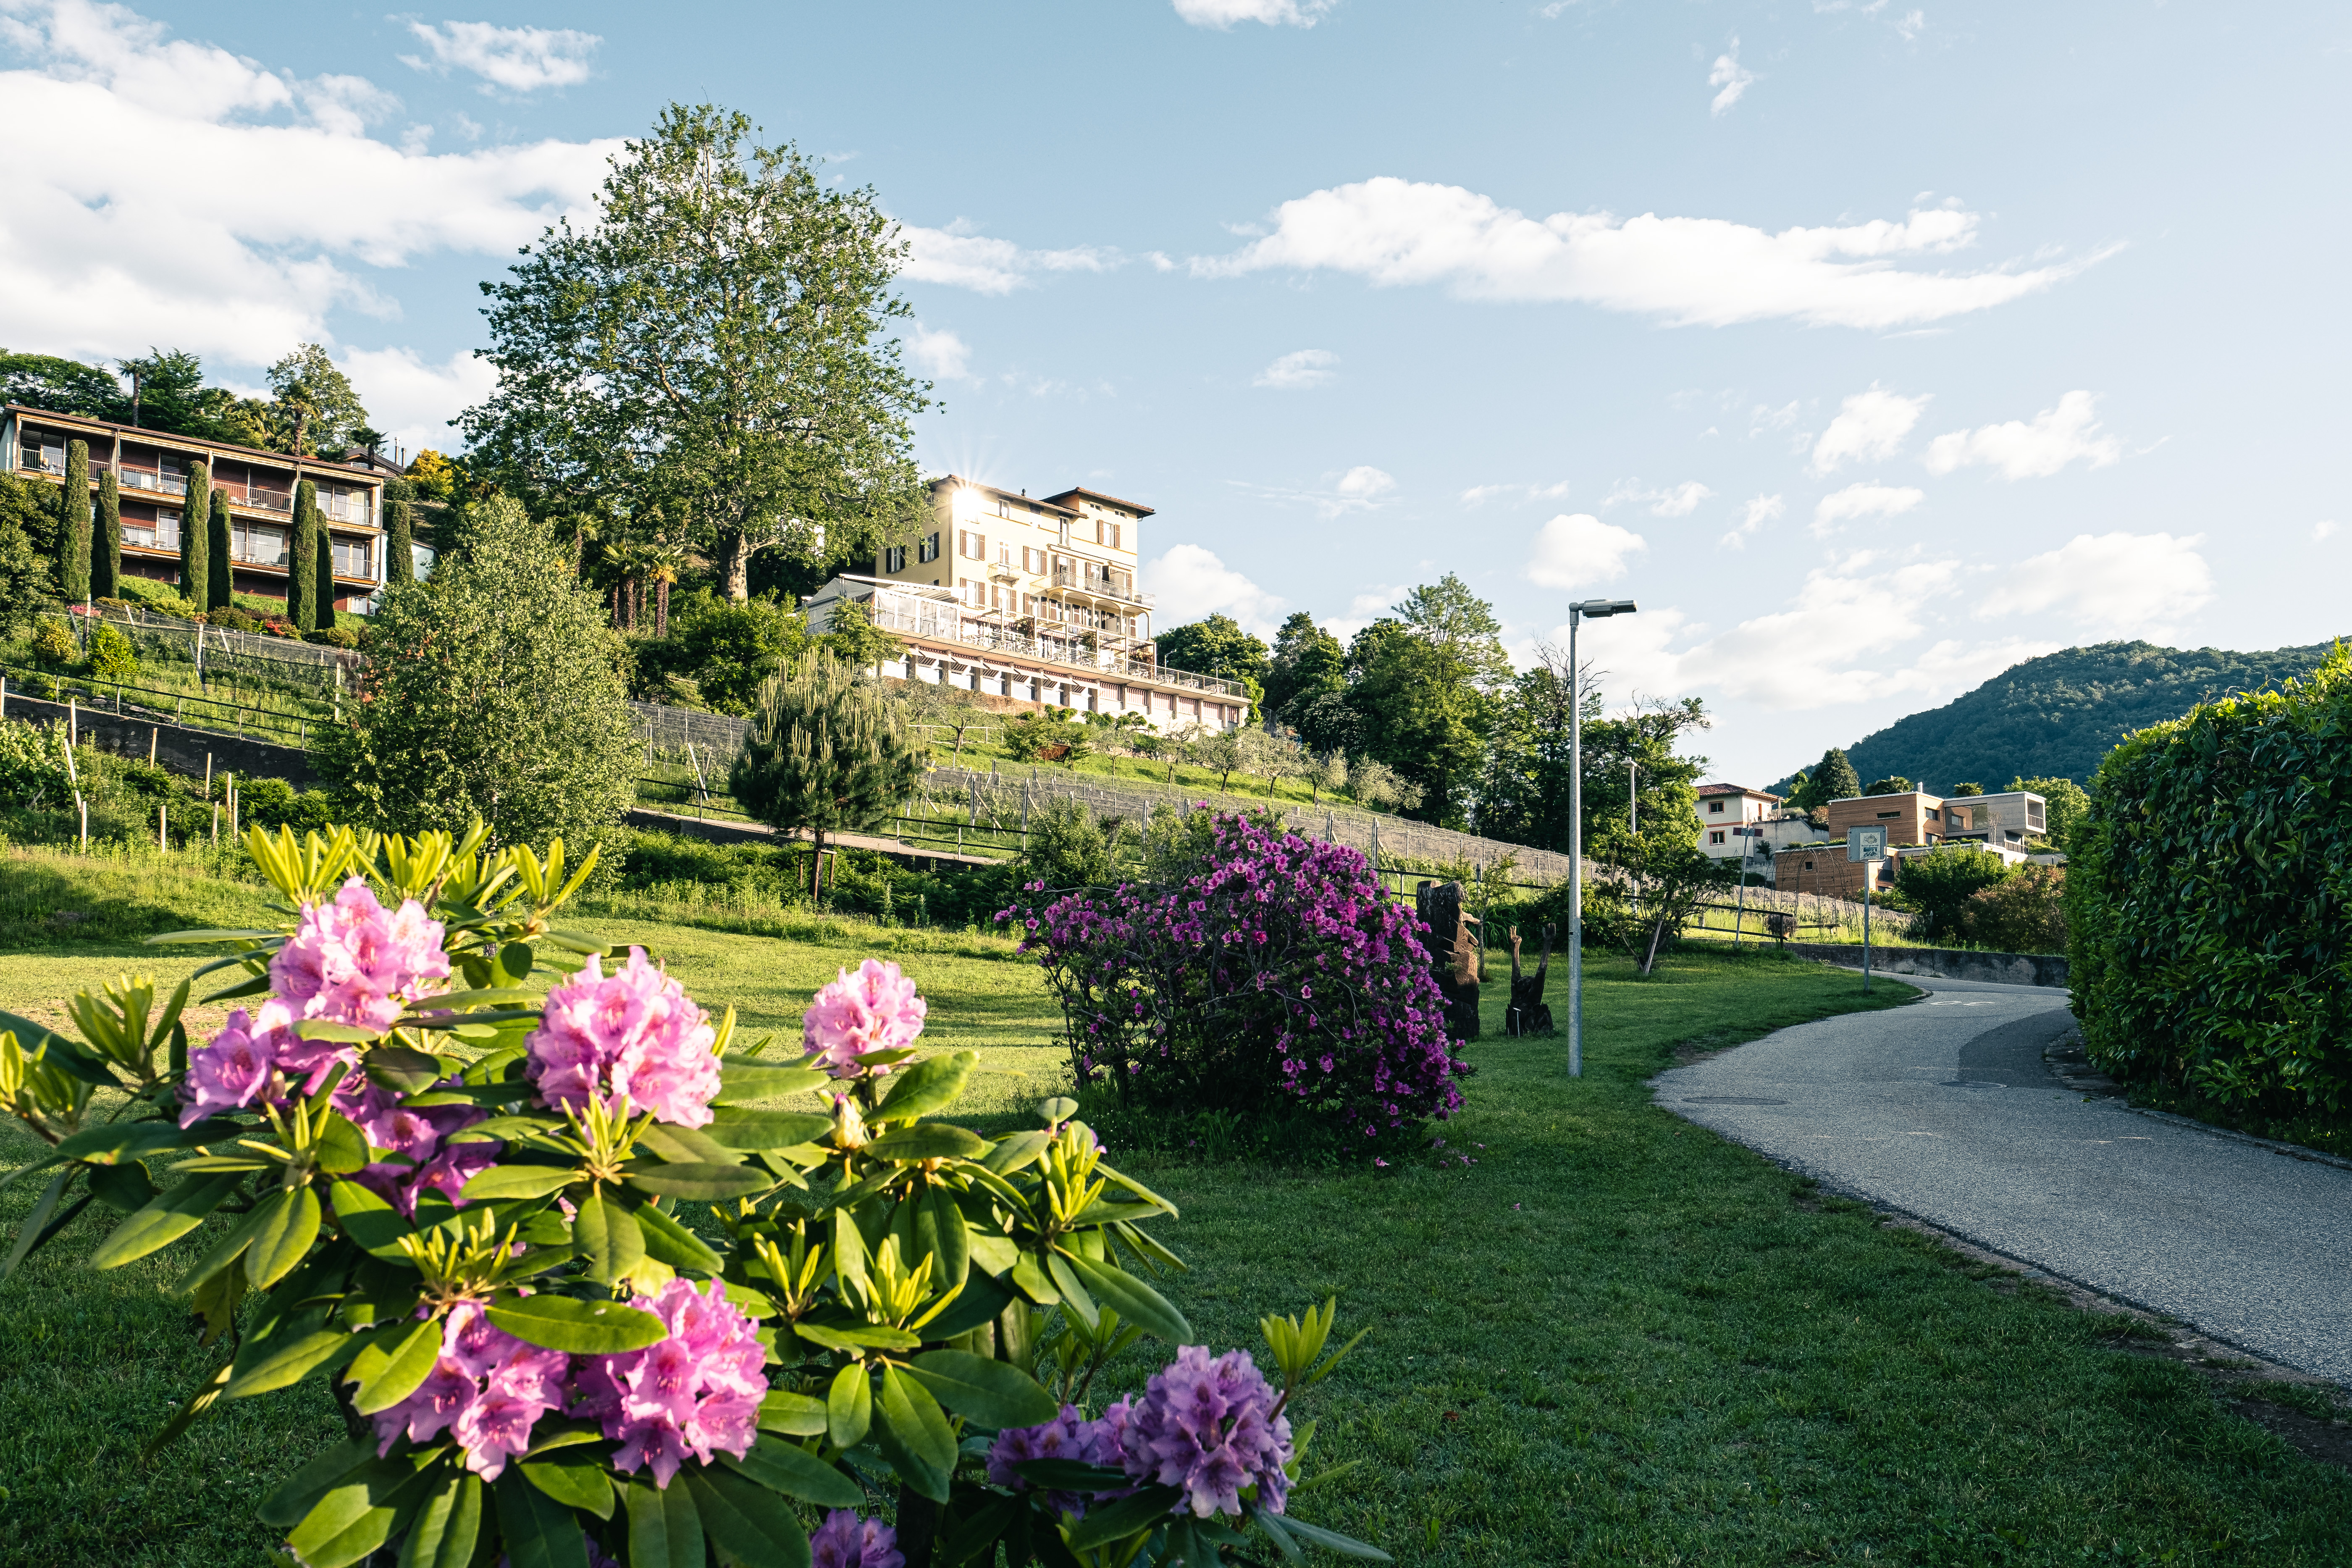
[526,948,720,1127]
[370,1305,572,1480]
[273,877,451,1035]
[177,1007,287,1127]
[570,1278,766,1488]
[801,959,927,1079]
[809,1509,904,1568]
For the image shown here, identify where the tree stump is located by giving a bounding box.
[1413,880,1483,1041]
[1506,922,1556,1037]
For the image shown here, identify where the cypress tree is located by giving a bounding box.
[180,460,210,606]
[316,511,339,630]
[59,439,91,601]
[207,489,234,610]
[93,468,121,600]
[385,479,416,587]
[289,478,319,629]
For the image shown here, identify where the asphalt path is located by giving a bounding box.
[1654,974,2352,1386]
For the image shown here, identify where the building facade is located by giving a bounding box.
[1774,785,2048,898]
[1695,783,1785,859]
[806,475,1247,730]
[3,406,391,612]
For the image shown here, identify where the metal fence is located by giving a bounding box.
[43,599,360,694]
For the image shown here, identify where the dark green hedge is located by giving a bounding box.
[2067,646,2352,1136]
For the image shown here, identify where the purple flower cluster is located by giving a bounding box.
[985,1400,1134,1517]
[370,1300,570,1481]
[527,947,722,1127]
[801,959,928,1079]
[809,1510,904,1568]
[1002,812,1465,1140]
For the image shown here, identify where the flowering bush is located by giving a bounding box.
[0,818,1383,1568]
[1001,807,1467,1144]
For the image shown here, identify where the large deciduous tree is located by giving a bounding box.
[1263,610,1344,723]
[265,343,370,457]
[1154,613,1269,718]
[462,103,932,601]
[1338,575,1509,830]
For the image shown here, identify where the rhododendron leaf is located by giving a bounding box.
[247,1186,321,1288]
[920,1261,1017,1341]
[1037,1097,1079,1125]
[1044,1251,1097,1328]
[412,987,540,1011]
[721,1436,866,1507]
[1064,1485,1187,1550]
[259,1437,374,1528]
[365,1046,446,1094]
[573,1188,645,1287]
[486,1293,668,1353]
[491,1467,593,1568]
[398,1470,484,1568]
[864,1124,989,1162]
[713,1058,828,1105]
[1097,1166,1179,1216]
[53,1116,217,1166]
[1012,1459,1135,1491]
[907,1349,1060,1428]
[462,1164,581,1202]
[328,1178,417,1258]
[622,1162,769,1200]
[88,1171,244,1270]
[140,1359,233,1457]
[1165,1516,1250,1566]
[633,1197,726,1274]
[1254,1512,1392,1560]
[201,971,273,1005]
[874,1050,976,1124]
[704,1111,832,1151]
[445,1114,559,1143]
[495,943,537,984]
[623,1472,703,1568]
[0,1168,74,1283]
[227,1321,360,1397]
[189,1256,245,1345]
[793,1319,920,1354]
[874,1363,958,1501]
[171,1189,278,1295]
[145,927,281,944]
[680,1465,812,1568]
[1010,1250,1059,1306]
[296,1020,386,1044]
[1066,1200,1168,1229]
[981,1130,1051,1176]
[349,1314,443,1415]
[634,1122,745,1166]
[519,1451,613,1520]
[1109,1220,1189,1277]
[830,1207,870,1297]
[918,1185,971,1295]
[541,927,612,957]
[313,1111,369,1174]
[827,1361,872,1448]
[1059,1253,1192,1344]
[85,1158,157,1213]
[756,1390,829,1437]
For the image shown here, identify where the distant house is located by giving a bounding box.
[1694,783,1783,859]
[1774,786,2046,897]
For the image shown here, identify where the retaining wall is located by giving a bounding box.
[1787,940,2068,989]
[0,690,318,787]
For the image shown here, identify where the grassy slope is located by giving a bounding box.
[0,856,2344,1565]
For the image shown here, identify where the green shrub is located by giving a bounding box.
[1964,864,2066,953]
[30,615,75,667]
[2069,645,2352,1139]
[86,622,138,681]
[202,603,260,632]
[0,716,73,809]
[1892,844,2013,942]
[1004,708,1092,763]
[305,622,359,649]
[234,776,337,836]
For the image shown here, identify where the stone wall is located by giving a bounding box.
[1786,941,2068,989]
[0,690,318,787]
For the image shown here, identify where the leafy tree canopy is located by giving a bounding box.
[1263,610,1344,721]
[1786,748,1861,814]
[2010,774,2092,854]
[730,647,923,865]
[265,341,371,456]
[1864,775,1914,796]
[1156,613,1270,684]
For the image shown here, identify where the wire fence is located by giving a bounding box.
[38,599,361,693]
[0,662,316,749]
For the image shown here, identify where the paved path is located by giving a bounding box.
[1654,975,2352,1386]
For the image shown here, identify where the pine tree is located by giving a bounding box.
[93,468,121,600]
[206,489,233,610]
[59,439,90,601]
[730,649,923,885]
[385,478,416,587]
[181,460,210,605]
[288,478,318,628]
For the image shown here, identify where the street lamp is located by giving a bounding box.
[1566,597,1636,1077]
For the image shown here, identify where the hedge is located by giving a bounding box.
[2067,644,2352,1137]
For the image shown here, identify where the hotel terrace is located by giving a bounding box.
[803,475,1249,731]
[3,405,394,612]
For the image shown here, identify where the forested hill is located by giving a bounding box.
[1772,638,2344,793]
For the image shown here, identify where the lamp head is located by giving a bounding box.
[1571,599,1638,619]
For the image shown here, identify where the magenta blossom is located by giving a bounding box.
[1121,1347,1293,1520]
[809,1510,905,1568]
[272,877,451,1035]
[526,948,721,1127]
[569,1278,766,1487]
[801,959,928,1079]
[177,1006,288,1127]
[369,1303,570,1480]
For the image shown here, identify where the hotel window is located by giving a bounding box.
[24,431,65,473]
[319,485,362,524]
[331,536,372,579]
[125,510,181,551]
[958,529,986,560]
[233,521,289,566]
[1710,831,1725,845]
[883,544,907,573]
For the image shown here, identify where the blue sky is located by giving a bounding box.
[4,0,2345,784]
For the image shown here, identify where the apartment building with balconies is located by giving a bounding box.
[3,404,391,612]
[805,475,1249,730]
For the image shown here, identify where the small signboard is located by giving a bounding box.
[1847,825,1888,863]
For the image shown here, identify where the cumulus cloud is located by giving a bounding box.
[1685,556,1966,708]
[1809,383,1930,474]
[1254,348,1338,389]
[339,345,495,454]
[1922,390,2124,479]
[1978,532,2213,635]
[1144,543,1286,636]
[1193,178,2114,330]
[906,326,974,383]
[1708,39,1756,115]
[1525,513,1648,590]
[2317,520,2341,543]
[400,20,599,92]
[1172,0,1334,26]
[1720,493,1785,549]
[1812,482,1924,536]
[1606,479,1714,517]
[0,0,617,362]
[899,220,1119,294]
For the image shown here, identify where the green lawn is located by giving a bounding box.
[1,854,2344,1566]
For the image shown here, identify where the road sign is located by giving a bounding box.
[1848,825,1887,863]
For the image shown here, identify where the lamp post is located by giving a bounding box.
[1566,597,1637,1077]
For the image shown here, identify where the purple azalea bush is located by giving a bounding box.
[0,819,1384,1568]
[1001,808,1467,1143]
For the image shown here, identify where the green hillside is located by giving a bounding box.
[1772,638,2344,794]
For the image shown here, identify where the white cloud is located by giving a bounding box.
[1254,348,1338,389]
[1144,543,1286,637]
[1719,493,1785,549]
[1978,532,2213,635]
[1812,482,1924,535]
[1708,39,1756,116]
[1922,390,2124,480]
[1896,10,1927,42]
[1605,479,1714,516]
[399,20,599,93]
[2317,520,2341,543]
[1326,584,1407,640]
[899,220,1118,295]
[1193,178,2115,330]
[339,345,495,454]
[1172,0,1334,26]
[1232,464,1395,520]
[1334,465,1394,502]
[1809,383,1930,474]
[1525,512,1648,590]
[1690,556,1964,707]
[1460,479,1570,506]
[0,1,618,364]
[906,326,974,383]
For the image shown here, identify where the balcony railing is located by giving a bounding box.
[1048,565,1150,605]
[120,469,188,498]
[862,600,1243,699]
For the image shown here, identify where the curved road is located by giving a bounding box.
[1655,975,2352,1386]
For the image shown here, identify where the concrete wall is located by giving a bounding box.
[0,690,318,786]
[1786,940,2068,989]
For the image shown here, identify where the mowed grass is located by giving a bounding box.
[2,852,2346,1565]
